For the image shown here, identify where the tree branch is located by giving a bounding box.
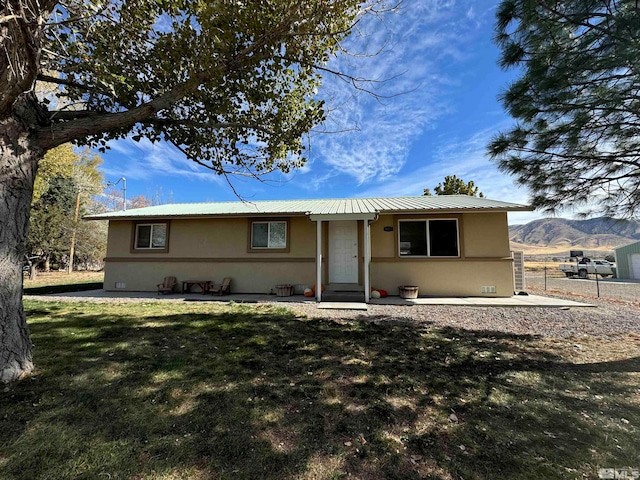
[36,73,93,91]
[0,14,21,24]
[36,72,208,149]
[145,118,273,135]
[536,1,609,36]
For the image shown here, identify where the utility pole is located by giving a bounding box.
[69,176,126,273]
[106,177,127,211]
[68,191,82,274]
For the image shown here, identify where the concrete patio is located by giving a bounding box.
[27,289,594,308]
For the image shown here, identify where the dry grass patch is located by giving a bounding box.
[525,261,567,276]
[23,270,104,287]
[23,270,104,295]
[0,301,638,479]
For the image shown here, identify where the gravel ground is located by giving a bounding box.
[284,274,640,338]
[26,275,640,339]
[526,274,640,304]
[287,302,640,339]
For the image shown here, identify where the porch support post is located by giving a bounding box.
[316,220,322,302]
[364,219,371,303]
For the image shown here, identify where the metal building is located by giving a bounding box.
[614,240,640,280]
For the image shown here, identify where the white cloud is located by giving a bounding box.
[102,137,226,185]
[355,122,550,224]
[309,0,489,186]
[356,125,507,194]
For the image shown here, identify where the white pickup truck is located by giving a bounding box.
[559,259,616,278]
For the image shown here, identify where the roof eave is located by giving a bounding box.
[381,207,535,214]
[83,212,310,221]
[84,205,534,221]
[308,213,378,221]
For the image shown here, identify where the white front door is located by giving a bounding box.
[631,254,640,279]
[329,221,358,283]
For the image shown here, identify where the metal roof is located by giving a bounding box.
[85,195,533,220]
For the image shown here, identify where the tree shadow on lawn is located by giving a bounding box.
[1,303,639,480]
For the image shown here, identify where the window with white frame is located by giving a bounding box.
[251,221,287,249]
[399,219,459,257]
[134,223,167,249]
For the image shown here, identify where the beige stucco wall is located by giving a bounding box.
[106,216,316,258]
[371,260,514,297]
[370,212,511,258]
[369,212,513,296]
[370,215,395,258]
[103,211,514,296]
[461,212,511,257]
[104,216,317,292]
[105,260,315,294]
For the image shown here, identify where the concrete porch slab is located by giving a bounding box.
[317,302,368,311]
[369,294,593,307]
[27,290,594,308]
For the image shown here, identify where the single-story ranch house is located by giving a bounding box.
[86,195,532,302]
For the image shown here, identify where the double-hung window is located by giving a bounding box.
[134,223,167,250]
[251,221,287,249]
[399,219,459,257]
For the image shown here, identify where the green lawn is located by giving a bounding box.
[1,301,638,479]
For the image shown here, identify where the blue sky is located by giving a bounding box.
[100,0,541,225]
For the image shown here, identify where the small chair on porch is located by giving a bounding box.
[157,276,177,294]
[210,277,231,296]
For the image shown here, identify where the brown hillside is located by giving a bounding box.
[509,217,640,257]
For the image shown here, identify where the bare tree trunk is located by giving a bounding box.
[0,115,40,383]
[24,254,37,280]
[43,254,50,272]
[68,192,81,274]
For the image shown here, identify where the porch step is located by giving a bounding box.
[318,302,368,311]
[325,283,363,292]
[322,290,365,302]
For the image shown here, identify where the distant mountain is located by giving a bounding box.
[509,217,640,251]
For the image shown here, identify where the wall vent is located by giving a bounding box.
[481,286,496,294]
[115,282,126,289]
